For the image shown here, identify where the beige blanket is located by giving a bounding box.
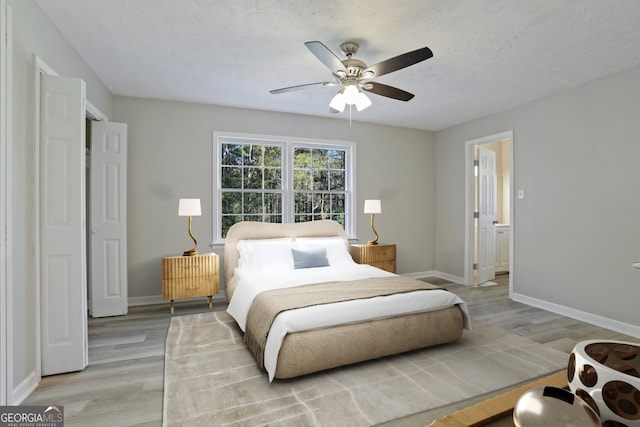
[244,276,441,370]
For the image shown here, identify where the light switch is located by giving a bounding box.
[517,189,525,199]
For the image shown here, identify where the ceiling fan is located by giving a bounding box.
[270,41,433,113]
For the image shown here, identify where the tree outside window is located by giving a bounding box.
[216,134,354,240]
[220,143,283,237]
[293,147,346,225]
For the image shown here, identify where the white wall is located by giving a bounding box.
[435,65,640,335]
[112,96,436,300]
[7,0,112,403]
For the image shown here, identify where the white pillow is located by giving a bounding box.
[294,237,355,266]
[236,238,294,272]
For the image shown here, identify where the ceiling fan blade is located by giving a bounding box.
[270,81,338,94]
[305,41,347,75]
[363,46,433,79]
[362,82,415,101]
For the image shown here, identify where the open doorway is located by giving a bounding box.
[464,131,514,292]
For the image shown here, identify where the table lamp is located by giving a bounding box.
[364,199,381,245]
[178,198,201,256]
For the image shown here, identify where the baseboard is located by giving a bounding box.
[401,270,437,279]
[128,294,227,307]
[13,369,39,405]
[433,271,465,284]
[512,292,640,339]
[128,295,164,306]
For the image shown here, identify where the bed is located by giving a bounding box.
[224,220,470,381]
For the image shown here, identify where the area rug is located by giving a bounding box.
[162,311,568,426]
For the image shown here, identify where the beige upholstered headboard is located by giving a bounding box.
[223,220,348,302]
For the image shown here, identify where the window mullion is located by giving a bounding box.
[282,142,293,223]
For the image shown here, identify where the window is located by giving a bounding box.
[215,133,355,241]
[292,146,347,223]
[219,140,284,235]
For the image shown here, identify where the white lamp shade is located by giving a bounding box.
[178,198,201,216]
[329,91,346,112]
[364,199,381,214]
[343,84,359,104]
[355,92,372,111]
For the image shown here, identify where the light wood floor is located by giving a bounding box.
[23,274,638,426]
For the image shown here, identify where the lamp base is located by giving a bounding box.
[367,213,379,246]
[183,249,198,256]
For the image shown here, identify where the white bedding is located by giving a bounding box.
[226,264,471,381]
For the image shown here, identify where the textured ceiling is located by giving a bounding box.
[34,0,640,131]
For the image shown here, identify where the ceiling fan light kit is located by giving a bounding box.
[329,83,373,113]
[270,41,433,115]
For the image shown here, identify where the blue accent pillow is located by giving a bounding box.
[291,248,329,269]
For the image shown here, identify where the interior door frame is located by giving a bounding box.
[0,0,12,405]
[32,55,107,381]
[464,130,514,293]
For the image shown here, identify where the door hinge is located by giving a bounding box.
[473,263,478,270]
[473,159,479,167]
[473,211,479,219]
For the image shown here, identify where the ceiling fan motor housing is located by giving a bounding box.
[342,58,367,77]
[339,42,370,79]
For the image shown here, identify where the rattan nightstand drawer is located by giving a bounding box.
[349,243,396,273]
[162,275,217,300]
[161,254,218,279]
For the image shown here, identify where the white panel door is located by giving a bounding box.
[90,121,128,317]
[477,146,497,284]
[40,75,88,375]
[495,225,510,272]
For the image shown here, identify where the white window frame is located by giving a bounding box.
[214,131,356,243]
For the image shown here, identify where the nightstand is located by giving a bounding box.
[349,243,396,273]
[161,252,220,314]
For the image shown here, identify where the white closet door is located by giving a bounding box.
[40,75,88,375]
[477,146,497,284]
[90,121,128,317]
